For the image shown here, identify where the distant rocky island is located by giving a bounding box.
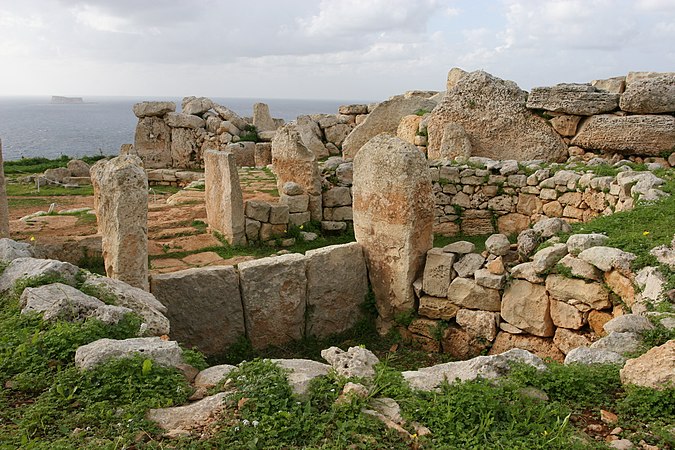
[51,96,84,104]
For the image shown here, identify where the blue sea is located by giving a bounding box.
[0,96,362,161]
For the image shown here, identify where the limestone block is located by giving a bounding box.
[571,115,675,156]
[272,124,322,196]
[323,187,352,207]
[182,96,213,115]
[474,268,505,290]
[245,219,261,241]
[550,299,584,329]
[150,266,245,355]
[620,341,675,390]
[226,142,256,167]
[418,295,459,320]
[165,112,205,129]
[132,101,175,118]
[0,140,8,238]
[75,337,183,370]
[259,223,286,240]
[422,249,456,297]
[204,150,246,246]
[546,274,611,310]
[170,128,200,169]
[526,84,619,115]
[564,347,625,365]
[353,134,434,332]
[531,243,568,274]
[488,333,564,363]
[501,280,553,337]
[297,115,329,159]
[604,314,654,334]
[134,117,172,169]
[147,393,227,433]
[288,212,311,227]
[591,76,626,94]
[321,346,379,379]
[550,115,581,136]
[253,102,277,132]
[324,124,351,147]
[566,233,609,256]
[254,142,272,167]
[620,73,675,113]
[428,122,472,160]
[497,213,530,235]
[91,156,149,290]
[447,277,501,311]
[245,200,270,222]
[396,114,423,145]
[456,309,498,341]
[428,70,567,161]
[557,255,602,281]
[269,204,290,224]
[238,254,307,349]
[280,194,309,213]
[453,253,485,278]
[578,246,636,276]
[0,238,33,262]
[553,328,591,355]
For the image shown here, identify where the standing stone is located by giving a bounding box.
[238,254,307,349]
[150,266,245,356]
[0,139,9,238]
[91,156,148,290]
[253,103,277,132]
[353,134,434,332]
[305,243,368,338]
[204,150,246,246]
[428,70,567,161]
[170,128,200,169]
[133,117,172,168]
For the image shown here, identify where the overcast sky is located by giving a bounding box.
[0,0,673,101]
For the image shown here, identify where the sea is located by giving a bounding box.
[0,96,366,161]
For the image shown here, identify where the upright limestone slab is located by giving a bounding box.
[150,266,245,355]
[92,155,149,290]
[353,134,434,333]
[238,254,307,349]
[305,243,368,338]
[0,139,9,238]
[204,150,246,246]
[133,116,172,169]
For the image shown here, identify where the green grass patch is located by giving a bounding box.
[5,182,94,197]
[2,155,106,175]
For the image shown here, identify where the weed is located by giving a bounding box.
[413,109,430,116]
[239,124,260,142]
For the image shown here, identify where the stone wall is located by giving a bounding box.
[150,242,369,354]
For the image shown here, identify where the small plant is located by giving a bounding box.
[413,108,430,116]
[239,124,260,142]
[393,309,416,328]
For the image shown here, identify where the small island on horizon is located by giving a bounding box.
[50,95,84,104]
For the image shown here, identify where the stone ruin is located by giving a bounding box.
[0,139,9,238]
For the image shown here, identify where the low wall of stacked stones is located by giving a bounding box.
[149,242,368,356]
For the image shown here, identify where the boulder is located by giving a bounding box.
[550,299,584,330]
[635,267,667,303]
[132,101,176,118]
[526,83,619,115]
[553,328,591,355]
[396,114,423,145]
[564,347,625,365]
[571,115,675,156]
[501,280,554,337]
[325,124,351,147]
[418,296,459,320]
[0,238,33,262]
[271,359,331,397]
[447,277,501,311]
[204,150,246,246]
[305,243,368,338]
[238,254,307,349]
[510,262,545,284]
[252,102,277,132]
[533,217,571,238]
[352,134,434,332]
[620,341,675,390]
[147,392,227,435]
[620,73,675,113]
[212,103,248,131]
[402,349,545,391]
[578,247,636,276]
[422,249,456,297]
[0,257,79,294]
[133,117,172,168]
[443,241,475,254]
[592,76,626,94]
[488,333,564,363]
[545,275,611,310]
[181,96,213,116]
[557,255,603,281]
[456,309,498,341]
[194,364,236,390]
[550,115,581,136]
[150,267,245,356]
[75,337,183,370]
[474,268,505,290]
[440,325,490,359]
[342,93,438,158]
[321,346,379,379]
[20,282,109,322]
[453,253,485,278]
[603,314,654,334]
[66,159,91,178]
[566,234,609,256]
[81,276,169,336]
[165,112,205,129]
[427,70,567,161]
[485,234,510,256]
[531,243,568,274]
[591,332,642,355]
[226,141,256,167]
[296,116,329,159]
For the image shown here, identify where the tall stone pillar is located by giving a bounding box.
[352,134,435,334]
[0,139,9,238]
[91,155,149,290]
[204,150,246,246]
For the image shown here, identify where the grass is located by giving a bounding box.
[5,181,94,197]
[2,155,106,175]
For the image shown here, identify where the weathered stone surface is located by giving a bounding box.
[550,299,585,330]
[81,276,169,335]
[510,262,545,284]
[502,280,553,337]
[0,141,7,238]
[533,217,571,238]
[0,238,33,262]
[147,392,227,435]
[428,71,567,161]
[453,253,485,278]
[305,243,368,338]
[566,233,609,256]
[75,337,183,370]
[150,267,245,356]
[474,268,505,290]
[252,102,277,132]
[488,333,564,363]
[422,249,456,297]
[165,112,205,129]
[325,124,351,147]
[403,349,545,391]
[418,296,459,320]
[557,255,603,281]
[132,101,176,118]
[441,325,490,359]
[194,364,236,390]
[588,310,613,336]
[321,346,379,378]
[592,76,626,94]
[620,341,675,390]
[546,275,611,309]
[517,229,540,257]
[578,247,636,276]
[212,103,248,130]
[271,359,331,397]
[342,93,437,158]
[297,116,329,159]
[443,241,475,254]
[531,243,568,274]
[396,114,423,145]
[591,332,642,354]
[323,187,351,207]
[456,309,498,341]
[447,277,501,311]
[553,328,591,355]
[353,134,434,332]
[620,73,675,113]
[526,83,619,115]
[245,200,270,222]
[170,127,200,169]
[564,347,625,365]
[66,159,91,178]
[91,155,149,290]
[204,150,246,246]
[20,282,107,322]
[280,193,309,213]
[603,315,654,334]
[134,117,172,169]
[485,234,510,256]
[428,122,472,160]
[635,267,667,303]
[226,141,256,167]
[272,124,322,197]
[254,142,272,167]
[571,115,675,156]
[604,270,635,307]
[550,115,581,136]
[238,254,306,349]
[182,96,213,116]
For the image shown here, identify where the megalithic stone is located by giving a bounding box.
[0,139,10,238]
[204,150,246,246]
[352,133,435,334]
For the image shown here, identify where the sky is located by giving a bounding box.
[0,0,673,101]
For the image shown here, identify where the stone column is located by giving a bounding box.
[0,139,9,238]
[352,133,434,334]
[92,155,149,290]
[204,150,246,246]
